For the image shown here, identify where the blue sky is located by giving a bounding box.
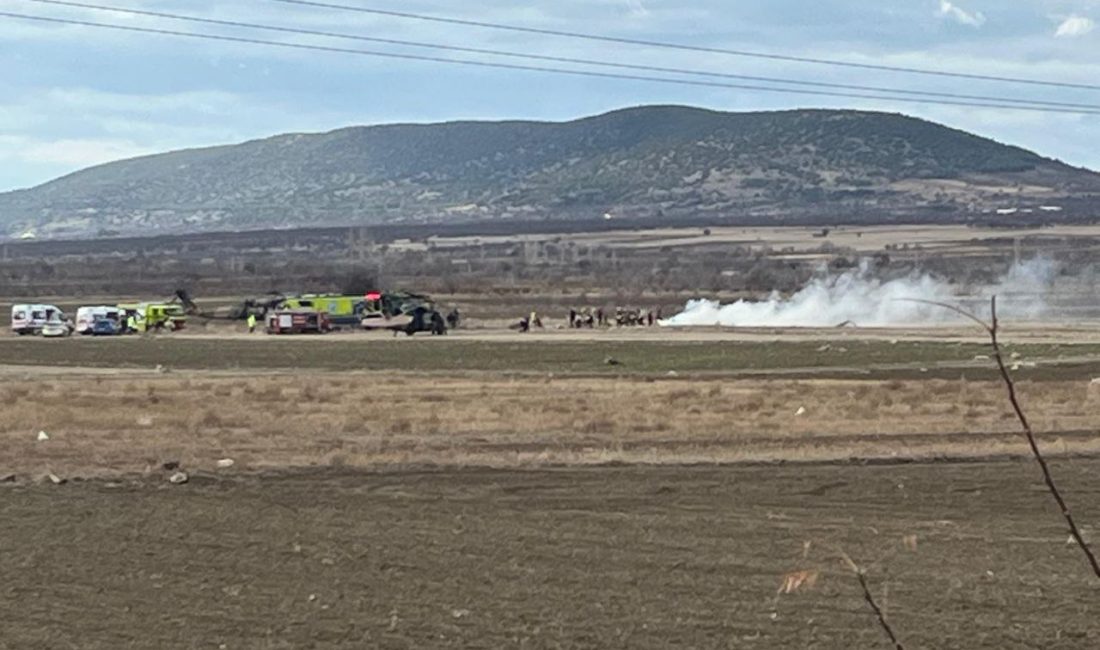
[0,0,1098,191]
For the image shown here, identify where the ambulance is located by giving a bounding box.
[75,306,122,335]
[10,303,67,335]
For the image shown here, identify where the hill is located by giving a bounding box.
[2,105,1098,238]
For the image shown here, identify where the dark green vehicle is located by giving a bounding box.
[360,291,447,336]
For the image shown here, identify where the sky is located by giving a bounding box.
[0,0,1098,191]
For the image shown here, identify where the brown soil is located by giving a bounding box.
[2,461,1097,649]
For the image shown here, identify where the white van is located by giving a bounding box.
[11,303,66,335]
[75,306,121,335]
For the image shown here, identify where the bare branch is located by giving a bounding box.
[838,551,905,649]
[984,296,1100,579]
[925,296,1100,579]
[896,298,992,333]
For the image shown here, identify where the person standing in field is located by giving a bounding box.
[247,313,257,334]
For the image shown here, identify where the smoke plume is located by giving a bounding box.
[661,258,1059,328]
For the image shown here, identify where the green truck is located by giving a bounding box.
[279,294,364,326]
[118,302,188,332]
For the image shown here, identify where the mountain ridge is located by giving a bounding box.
[3,105,1098,238]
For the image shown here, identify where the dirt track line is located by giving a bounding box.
[6,452,1100,488]
[460,428,1100,454]
[2,351,1099,378]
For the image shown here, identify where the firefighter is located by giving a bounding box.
[247,313,257,334]
[126,313,137,334]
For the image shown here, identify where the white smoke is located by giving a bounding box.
[985,257,1060,320]
[661,258,1059,328]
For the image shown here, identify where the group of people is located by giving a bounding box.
[566,306,664,329]
[509,306,667,333]
[567,307,604,329]
[614,306,663,327]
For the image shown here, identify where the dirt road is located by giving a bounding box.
[15,321,1100,342]
[2,461,1097,649]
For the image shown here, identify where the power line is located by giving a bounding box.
[268,0,1100,93]
[4,10,1100,116]
[23,0,1100,112]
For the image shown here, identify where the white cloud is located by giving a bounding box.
[620,0,651,18]
[42,87,246,116]
[937,0,986,27]
[0,84,367,189]
[16,138,156,168]
[1055,15,1095,38]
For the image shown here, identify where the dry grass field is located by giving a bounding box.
[5,371,1100,478]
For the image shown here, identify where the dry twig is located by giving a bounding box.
[912,296,1100,579]
[839,552,905,650]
